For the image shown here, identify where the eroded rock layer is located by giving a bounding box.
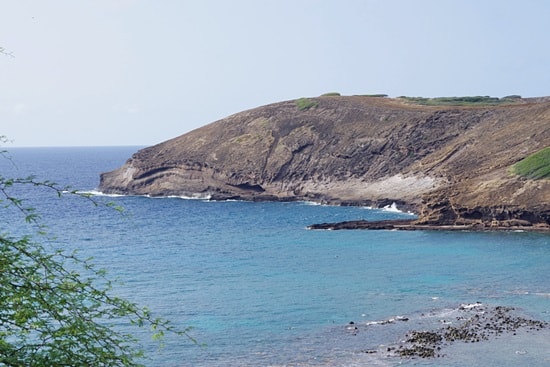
[99,96,550,227]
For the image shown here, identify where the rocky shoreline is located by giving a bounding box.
[307,218,550,232]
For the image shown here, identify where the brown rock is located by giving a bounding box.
[99,96,550,227]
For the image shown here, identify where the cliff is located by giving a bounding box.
[99,95,550,228]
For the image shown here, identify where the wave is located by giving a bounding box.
[74,194,416,215]
[459,301,484,310]
[299,200,324,206]
[364,315,411,326]
[162,193,213,200]
[77,190,127,197]
[381,202,415,215]
[82,190,212,200]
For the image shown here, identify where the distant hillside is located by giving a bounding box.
[99,95,550,228]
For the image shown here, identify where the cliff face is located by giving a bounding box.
[99,96,550,227]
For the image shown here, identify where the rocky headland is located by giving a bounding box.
[99,95,550,229]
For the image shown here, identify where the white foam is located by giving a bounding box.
[509,290,530,295]
[299,200,323,206]
[78,190,126,197]
[383,202,401,212]
[82,190,212,200]
[165,193,212,200]
[427,308,457,319]
[365,320,385,326]
[459,302,483,310]
[364,315,410,326]
[381,202,415,215]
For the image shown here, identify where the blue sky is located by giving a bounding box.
[1,0,549,147]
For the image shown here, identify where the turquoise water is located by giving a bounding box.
[1,147,549,366]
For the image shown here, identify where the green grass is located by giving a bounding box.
[511,147,550,179]
[357,94,388,98]
[398,95,522,106]
[295,97,318,111]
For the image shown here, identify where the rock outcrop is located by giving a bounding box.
[99,96,550,228]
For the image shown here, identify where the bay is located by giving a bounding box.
[1,147,549,366]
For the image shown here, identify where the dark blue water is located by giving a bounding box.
[1,147,549,366]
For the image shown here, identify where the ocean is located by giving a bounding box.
[1,146,549,366]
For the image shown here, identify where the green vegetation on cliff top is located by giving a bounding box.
[512,147,550,179]
[295,97,318,111]
[399,95,522,106]
[297,94,523,107]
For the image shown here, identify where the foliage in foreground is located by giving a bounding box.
[511,146,550,180]
[0,144,192,366]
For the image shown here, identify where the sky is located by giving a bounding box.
[1,0,549,147]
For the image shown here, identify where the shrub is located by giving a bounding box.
[295,97,318,111]
[321,92,341,96]
[511,147,550,179]
[0,137,194,366]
